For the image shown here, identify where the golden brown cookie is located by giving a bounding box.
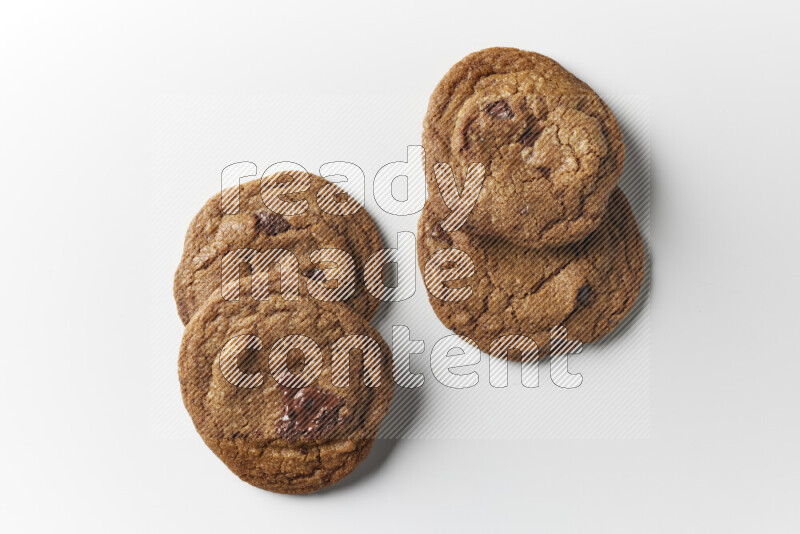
[418,188,644,358]
[179,292,394,494]
[422,47,625,249]
[174,174,383,325]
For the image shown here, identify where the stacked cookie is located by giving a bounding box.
[418,48,645,359]
[174,174,393,494]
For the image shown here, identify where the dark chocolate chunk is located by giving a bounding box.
[520,125,542,147]
[431,221,453,246]
[486,99,514,119]
[276,386,349,441]
[255,212,291,235]
[303,268,326,282]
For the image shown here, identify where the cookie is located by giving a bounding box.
[422,47,625,249]
[179,292,394,494]
[174,173,383,325]
[418,188,644,358]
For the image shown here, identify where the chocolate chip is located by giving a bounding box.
[254,212,291,235]
[486,99,514,120]
[303,268,326,282]
[431,221,453,246]
[576,284,595,307]
[520,125,542,148]
[276,386,349,441]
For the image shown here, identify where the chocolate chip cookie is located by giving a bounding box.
[179,292,394,494]
[422,47,625,249]
[174,174,383,325]
[418,188,644,358]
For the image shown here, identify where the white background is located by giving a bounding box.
[1,1,798,532]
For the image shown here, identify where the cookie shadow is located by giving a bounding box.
[590,98,654,351]
[318,438,400,494]
[313,384,423,494]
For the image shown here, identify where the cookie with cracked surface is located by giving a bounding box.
[174,174,383,325]
[422,47,625,249]
[418,188,644,358]
[179,292,394,494]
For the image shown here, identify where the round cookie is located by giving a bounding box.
[418,188,644,358]
[174,174,383,325]
[179,292,394,494]
[422,47,625,249]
